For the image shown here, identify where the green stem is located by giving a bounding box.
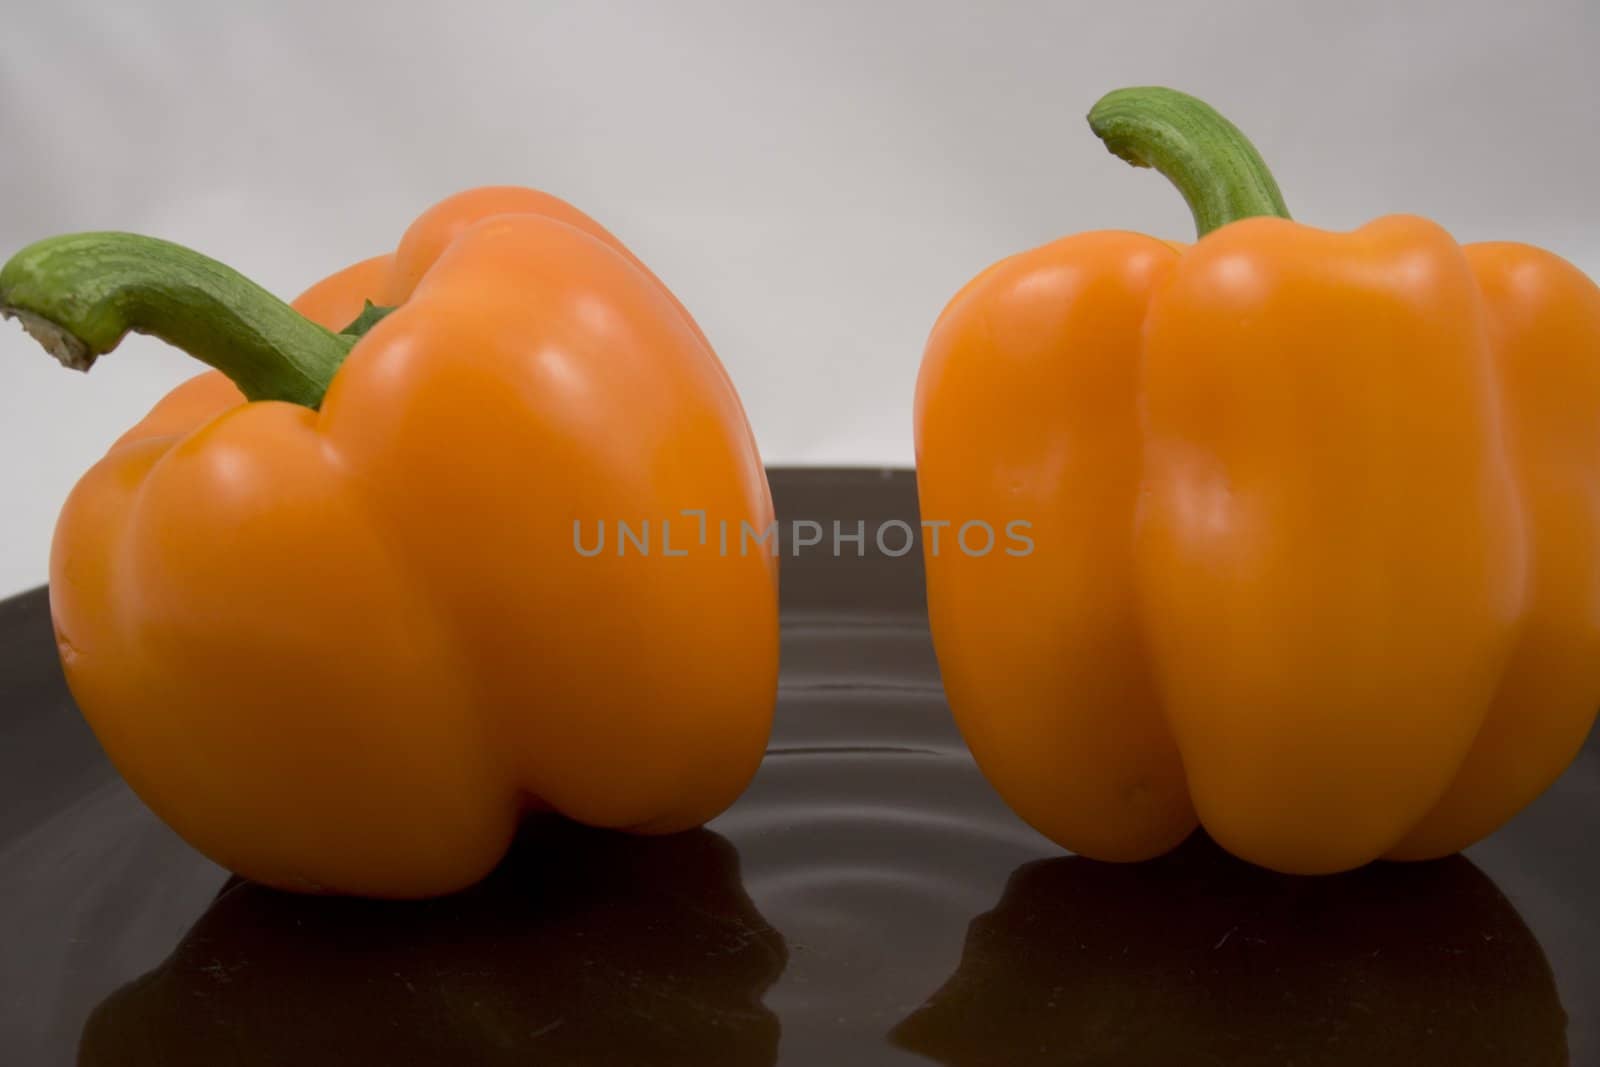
[339,300,397,339]
[1087,86,1290,237]
[0,233,357,408]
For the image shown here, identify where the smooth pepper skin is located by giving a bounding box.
[916,90,1600,875]
[40,187,779,897]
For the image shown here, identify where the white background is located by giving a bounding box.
[1,0,1595,595]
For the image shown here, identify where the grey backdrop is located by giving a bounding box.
[1,0,1595,595]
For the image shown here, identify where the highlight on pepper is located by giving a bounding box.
[0,186,780,899]
[914,86,1600,875]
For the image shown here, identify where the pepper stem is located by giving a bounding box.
[0,233,356,408]
[1087,87,1291,237]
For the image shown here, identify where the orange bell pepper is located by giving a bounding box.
[0,186,778,898]
[915,88,1600,874]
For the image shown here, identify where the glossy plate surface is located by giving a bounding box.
[1,469,1595,1065]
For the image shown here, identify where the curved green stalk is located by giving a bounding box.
[1088,86,1291,237]
[0,233,356,408]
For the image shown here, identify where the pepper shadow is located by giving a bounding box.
[78,820,786,1067]
[891,834,1565,1066]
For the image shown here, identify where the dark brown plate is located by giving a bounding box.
[1,469,1595,1066]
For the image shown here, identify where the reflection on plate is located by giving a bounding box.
[78,821,786,1067]
[892,834,1566,1066]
